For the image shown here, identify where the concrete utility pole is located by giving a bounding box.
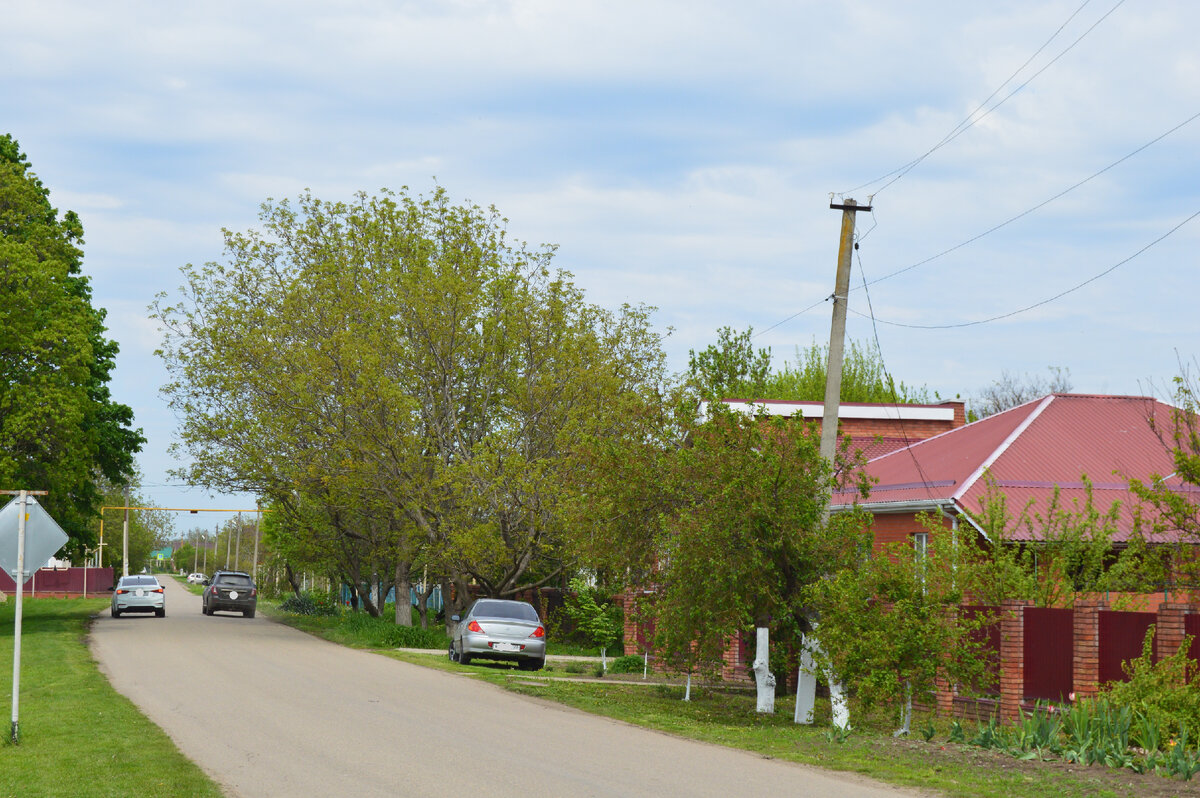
[235,512,242,571]
[818,198,871,465]
[798,197,871,730]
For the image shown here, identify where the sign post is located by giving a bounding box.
[0,490,63,744]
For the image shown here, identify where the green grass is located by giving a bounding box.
[0,598,223,798]
[385,649,1186,798]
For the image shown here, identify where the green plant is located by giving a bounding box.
[920,719,936,742]
[609,655,645,674]
[1103,630,1200,740]
[592,665,606,678]
[948,719,965,743]
[279,590,341,616]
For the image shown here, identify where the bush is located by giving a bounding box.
[609,655,644,674]
[1103,629,1200,740]
[279,591,341,616]
[338,611,449,649]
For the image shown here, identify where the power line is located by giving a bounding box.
[844,0,1124,198]
[849,207,1200,330]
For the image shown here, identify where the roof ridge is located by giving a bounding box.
[953,394,1055,502]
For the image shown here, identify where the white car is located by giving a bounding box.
[111,575,165,617]
[187,572,207,584]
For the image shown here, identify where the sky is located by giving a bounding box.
[4,0,1199,536]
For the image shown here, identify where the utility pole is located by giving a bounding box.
[798,197,871,729]
[121,486,130,578]
[225,521,232,570]
[235,512,242,571]
[819,198,871,466]
[252,504,261,584]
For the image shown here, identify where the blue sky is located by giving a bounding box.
[5,1,1199,533]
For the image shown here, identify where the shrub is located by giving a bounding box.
[1103,629,1200,740]
[279,591,340,616]
[339,611,449,649]
[609,655,644,674]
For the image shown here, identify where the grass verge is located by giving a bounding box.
[0,598,223,798]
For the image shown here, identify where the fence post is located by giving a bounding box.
[1156,602,1196,662]
[1072,599,1105,701]
[934,605,958,715]
[999,599,1031,721]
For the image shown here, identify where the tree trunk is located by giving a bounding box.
[751,626,776,714]
[795,633,817,725]
[394,560,412,627]
[415,582,436,630]
[284,563,303,599]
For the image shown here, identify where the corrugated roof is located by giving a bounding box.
[832,394,1191,542]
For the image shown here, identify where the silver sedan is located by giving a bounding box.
[110,575,166,617]
[449,599,546,670]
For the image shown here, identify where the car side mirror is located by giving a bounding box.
[106,586,115,592]
[451,615,460,622]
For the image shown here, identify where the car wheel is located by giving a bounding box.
[244,608,255,618]
[519,658,544,672]
[459,650,472,666]
[111,606,119,618]
[448,644,457,662]
[155,608,165,618]
[205,603,214,616]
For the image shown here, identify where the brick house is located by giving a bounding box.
[620,397,968,680]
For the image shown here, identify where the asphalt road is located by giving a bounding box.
[90,578,923,798]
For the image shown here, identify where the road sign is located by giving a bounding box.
[0,495,68,583]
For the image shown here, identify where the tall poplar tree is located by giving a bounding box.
[0,135,143,551]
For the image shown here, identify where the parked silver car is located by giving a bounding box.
[449,599,545,670]
[110,575,165,617]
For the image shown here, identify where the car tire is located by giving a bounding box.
[205,603,214,616]
[459,650,472,666]
[244,608,255,618]
[111,606,119,618]
[519,658,544,672]
[156,608,165,618]
[448,644,457,662]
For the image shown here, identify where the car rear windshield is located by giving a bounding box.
[216,574,253,587]
[122,576,159,587]
[473,600,539,622]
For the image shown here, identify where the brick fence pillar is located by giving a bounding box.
[934,606,958,715]
[1072,600,1105,701]
[999,599,1031,721]
[1157,603,1198,661]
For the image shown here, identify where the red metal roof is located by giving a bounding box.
[832,394,1193,542]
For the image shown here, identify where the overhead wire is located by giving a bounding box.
[848,206,1200,330]
[756,106,1200,339]
[845,0,1125,199]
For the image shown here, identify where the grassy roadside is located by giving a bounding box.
[0,598,222,798]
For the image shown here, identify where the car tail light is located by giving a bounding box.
[529,626,545,639]
[152,587,163,593]
[467,621,483,633]
[250,588,257,597]
[210,586,218,595]
[116,589,129,594]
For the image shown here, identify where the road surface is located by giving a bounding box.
[90,578,923,797]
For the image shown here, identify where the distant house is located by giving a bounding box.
[828,393,1195,555]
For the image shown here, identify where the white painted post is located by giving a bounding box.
[11,491,27,743]
[684,673,692,701]
[752,626,776,713]
[795,633,817,724]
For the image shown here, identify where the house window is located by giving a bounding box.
[913,532,928,560]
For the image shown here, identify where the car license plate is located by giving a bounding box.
[229,591,239,600]
[492,642,520,652]
[135,589,144,597]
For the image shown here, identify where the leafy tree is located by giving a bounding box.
[571,398,872,709]
[764,338,933,403]
[563,577,623,669]
[686,328,932,404]
[686,325,772,400]
[806,527,994,733]
[153,187,668,626]
[972,366,1072,418]
[0,134,143,552]
[963,476,1170,608]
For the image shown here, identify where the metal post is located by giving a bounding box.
[235,512,242,571]
[11,491,27,744]
[252,505,261,584]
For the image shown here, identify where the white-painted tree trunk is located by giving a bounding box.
[752,626,776,714]
[794,634,817,724]
[683,673,691,701]
[893,681,912,737]
[795,630,850,730]
[600,646,607,671]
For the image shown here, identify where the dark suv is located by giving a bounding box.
[202,571,258,618]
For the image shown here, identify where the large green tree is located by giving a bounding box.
[0,135,143,552]
[154,187,668,623]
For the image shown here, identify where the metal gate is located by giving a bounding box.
[1024,607,1074,702]
[1099,610,1156,685]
